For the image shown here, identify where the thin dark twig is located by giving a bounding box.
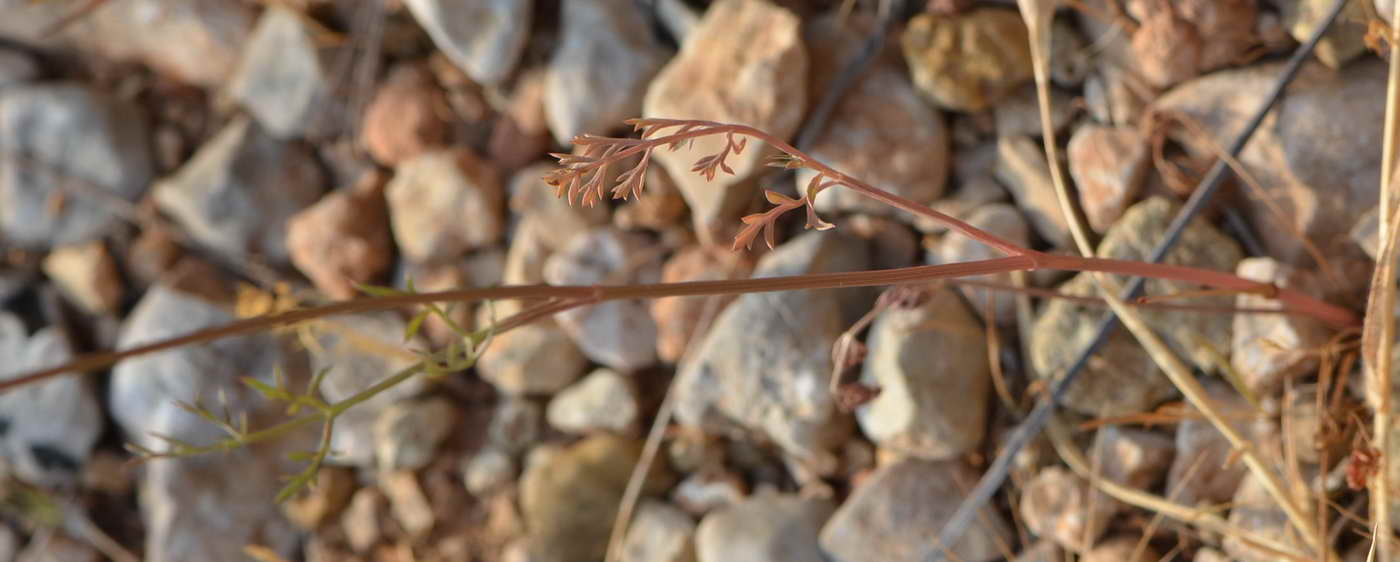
[924,0,1351,557]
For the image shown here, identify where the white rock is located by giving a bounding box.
[1231,257,1330,396]
[995,135,1072,247]
[0,83,152,248]
[0,312,101,487]
[856,286,990,460]
[402,0,531,85]
[1019,466,1114,552]
[381,470,435,538]
[695,494,832,562]
[674,231,870,466]
[672,469,747,516]
[374,397,458,471]
[545,0,668,143]
[143,448,307,562]
[622,500,697,562]
[478,323,588,396]
[487,398,543,454]
[153,116,324,264]
[226,6,338,139]
[821,459,1011,562]
[1067,124,1148,233]
[109,283,307,453]
[463,447,516,496]
[930,203,1030,325]
[1166,380,1254,506]
[543,229,660,371]
[341,488,385,553]
[386,149,505,263]
[642,0,806,244]
[546,369,638,434]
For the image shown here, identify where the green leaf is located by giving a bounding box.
[404,309,429,343]
[242,377,292,402]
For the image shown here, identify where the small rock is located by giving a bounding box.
[382,470,435,538]
[622,500,697,562]
[1284,385,1338,465]
[52,0,254,87]
[994,84,1078,139]
[546,369,639,434]
[374,397,458,471]
[1089,426,1174,510]
[109,282,306,452]
[643,0,806,245]
[0,83,152,248]
[1223,473,1301,562]
[386,149,505,263]
[545,0,668,143]
[1231,258,1330,395]
[1067,124,1149,233]
[1049,18,1092,87]
[0,48,37,88]
[799,15,949,218]
[1166,380,1255,506]
[1351,207,1380,260]
[995,135,1072,247]
[1019,466,1115,552]
[487,398,544,454]
[694,493,832,562]
[1152,59,1386,264]
[666,427,722,475]
[362,62,448,166]
[1129,0,1258,88]
[543,229,660,371]
[0,313,101,487]
[478,323,589,396]
[902,8,1034,112]
[311,312,430,467]
[521,435,673,562]
[674,231,870,466]
[42,241,124,314]
[16,533,98,562]
[1283,0,1368,68]
[402,0,531,85]
[142,447,307,562]
[341,488,386,553]
[930,203,1031,324]
[153,116,325,264]
[1194,547,1232,562]
[1084,65,1155,127]
[672,468,748,515]
[283,467,356,530]
[287,173,395,300]
[821,459,1010,562]
[1083,535,1159,562]
[463,447,517,496]
[856,286,990,460]
[650,246,752,363]
[919,174,1009,234]
[1031,197,1242,416]
[226,6,340,139]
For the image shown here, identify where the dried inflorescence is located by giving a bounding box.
[544,118,840,252]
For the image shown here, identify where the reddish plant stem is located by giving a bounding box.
[0,251,1358,396]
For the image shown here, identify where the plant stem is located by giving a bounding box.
[0,249,1359,397]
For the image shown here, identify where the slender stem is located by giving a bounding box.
[0,251,1359,396]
